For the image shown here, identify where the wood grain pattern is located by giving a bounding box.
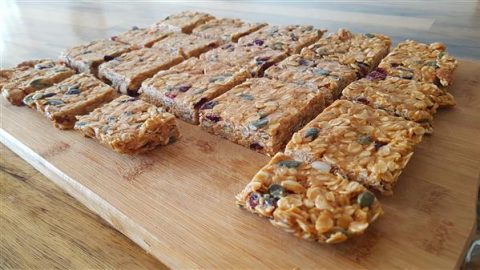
[1,60,479,269]
[0,144,167,269]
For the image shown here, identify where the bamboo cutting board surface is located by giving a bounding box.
[1,60,479,269]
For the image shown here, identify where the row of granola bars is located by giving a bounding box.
[1,11,458,243]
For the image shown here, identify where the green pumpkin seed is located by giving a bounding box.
[239,93,254,101]
[32,92,45,100]
[29,79,48,89]
[437,52,445,59]
[249,117,268,130]
[268,184,286,199]
[425,60,438,68]
[313,68,330,76]
[46,99,64,106]
[357,191,375,208]
[272,42,284,50]
[365,33,375,38]
[23,95,34,105]
[357,135,373,145]
[277,160,301,168]
[304,127,319,140]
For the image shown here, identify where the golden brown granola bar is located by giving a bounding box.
[285,100,425,194]
[139,58,250,124]
[23,73,116,129]
[2,60,75,105]
[192,18,267,42]
[60,40,131,77]
[75,95,179,154]
[236,152,383,244]
[199,78,326,155]
[378,40,457,87]
[265,55,357,104]
[151,32,219,58]
[341,70,455,133]
[301,29,391,78]
[238,25,325,54]
[151,11,215,34]
[111,26,171,48]
[98,48,183,94]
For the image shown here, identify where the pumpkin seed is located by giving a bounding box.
[425,60,438,68]
[268,184,286,199]
[277,160,301,168]
[357,191,375,208]
[437,52,445,59]
[313,68,330,76]
[249,117,268,130]
[272,42,284,50]
[29,79,48,89]
[239,93,254,101]
[365,33,375,38]
[304,127,319,140]
[46,99,64,106]
[65,87,80,95]
[357,135,373,145]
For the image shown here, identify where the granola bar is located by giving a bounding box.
[238,25,324,54]
[200,43,287,77]
[236,152,383,244]
[378,40,457,87]
[98,48,183,94]
[23,73,116,129]
[2,60,75,105]
[140,58,250,124]
[60,40,131,77]
[192,18,267,42]
[301,29,391,78]
[285,100,425,194]
[265,55,357,104]
[341,70,456,133]
[199,78,326,155]
[75,95,180,154]
[151,11,215,34]
[111,26,171,48]
[151,32,219,58]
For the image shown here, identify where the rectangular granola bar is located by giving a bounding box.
[151,32,219,58]
[301,29,391,78]
[236,152,383,244]
[98,48,183,94]
[238,25,324,54]
[139,58,250,124]
[192,18,267,42]
[285,100,425,194]
[151,11,215,34]
[60,40,131,77]
[199,78,326,155]
[200,43,287,77]
[341,70,456,133]
[1,60,75,105]
[265,55,357,104]
[23,73,116,129]
[378,40,457,87]
[75,95,180,154]
[111,26,171,48]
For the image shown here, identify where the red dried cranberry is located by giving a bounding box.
[205,114,220,122]
[200,100,218,110]
[165,92,177,99]
[253,39,264,46]
[354,96,369,105]
[178,84,191,92]
[366,68,387,80]
[250,142,264,151]
[290,33,298,41]
[298,58,310,66]
[374,140,388,151]
[247,192,261,209]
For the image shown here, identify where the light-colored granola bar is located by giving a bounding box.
[341,70,455,133]
[200,43,287,77]
[238,25,324,55]
[236,152,383,244]
[151,11,215,34]
[378,40,457,87]
[151,32,219,58]
[60,40,131,77]
[199,78,326,155]
[285,100,425,194]
[23,73,116,129]
[98,48,183,94]
[265,55,357,104]
[111,26,171,48]
[192,18,267,42]
[301,29,391,78]
[139,58,250,124]
[75,95,180,154]
[2,60,75,105]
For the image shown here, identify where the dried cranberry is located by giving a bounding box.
[374,140,388,151]
[200,100,218,110]
[178,84,191,92]
[356,61,370,78]
[253,39,264,46]
[366,68,387,80]
[290,33,298,41]
[165,92,177,99]
[355,96,369,105]
[247,192,261,209]
[298,58,310,66]
[205,114,220,122]
[249,142,264,151]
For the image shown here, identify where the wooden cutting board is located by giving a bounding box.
[1,60,479,269]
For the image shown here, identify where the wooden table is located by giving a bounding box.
[1,1,480,269]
